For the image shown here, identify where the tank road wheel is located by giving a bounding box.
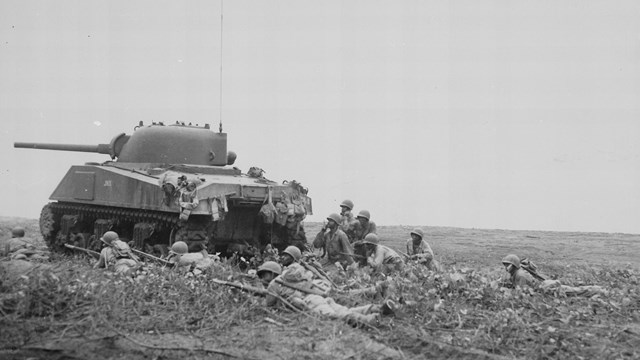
[40,203,61,251]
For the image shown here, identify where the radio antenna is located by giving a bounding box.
[218,0,224,133]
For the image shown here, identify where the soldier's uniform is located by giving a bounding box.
[362,234,404,273]
[324,228,354,268]
[266,263,381,325]
[406,228,434,268]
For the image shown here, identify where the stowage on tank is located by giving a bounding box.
[14,121,312,256]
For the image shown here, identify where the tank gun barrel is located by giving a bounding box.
[14,142,112,154]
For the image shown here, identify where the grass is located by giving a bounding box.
[1,219,640,359]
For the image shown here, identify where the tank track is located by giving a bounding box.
[41,202,181,251]
[48,202,180,226]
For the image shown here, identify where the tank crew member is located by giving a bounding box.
[405,228,434,268]
[352,210,377,242]
[323,213,354,268]
[94,231,140,276]
[339,199,358,240]
[362,234,404,274]
[257,261,282,289]
[265,261,394,326]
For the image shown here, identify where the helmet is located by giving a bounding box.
[171,241,189,255]
[100,231,119,245]
[363,233,379,245]
[11,226,25,238]
[257,261,282,276]
[501,254,521,269]
[410,228,424,239]
[327,213,342,224]
[340,199,354,210]
[356,210,370,220]
[283,246,302,261]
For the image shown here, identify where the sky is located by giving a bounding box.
[1,1,639,234]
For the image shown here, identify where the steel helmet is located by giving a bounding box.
[410,228,424,239]
[257,261,282,276]
[340,199,354,210]
[363,233,379,245]
[356,210,371,220]
[11,226,25,238]
[100,231,119,245]
[502,254,521,269]
[171,241,189,255]
[283,246,302,261]
[327,213,342,224]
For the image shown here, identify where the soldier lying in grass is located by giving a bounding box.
[94,231,140,276]
[264,261,396,326]
[501,253,607,296]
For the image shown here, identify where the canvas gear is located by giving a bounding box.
[259,187,277,224]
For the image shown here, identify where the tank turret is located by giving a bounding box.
[14,122,312,256]
[15,122,236,166]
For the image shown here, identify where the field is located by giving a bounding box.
[1,218,639,359]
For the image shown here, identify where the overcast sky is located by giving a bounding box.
[1,1,639,234]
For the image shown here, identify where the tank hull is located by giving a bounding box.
[18,123,312,256]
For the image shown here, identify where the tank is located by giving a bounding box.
[14,121,312,256]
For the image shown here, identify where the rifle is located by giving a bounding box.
[339,252,366,260]
[520,259,547,281]
[300,260,337,288]
[64,243,100,259]
[131,248,172,266]
[274,278,328,297]
[210,278,302,312]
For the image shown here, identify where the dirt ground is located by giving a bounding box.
[2,218,639,359]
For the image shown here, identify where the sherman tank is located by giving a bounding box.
[14,121,312,256]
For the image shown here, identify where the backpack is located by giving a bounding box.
[259,187,276,224]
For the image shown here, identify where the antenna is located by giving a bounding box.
[219,0,224,133]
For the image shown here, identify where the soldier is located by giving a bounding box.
[167,241,217,274]
[280,245,302,268]
[405,228,434,268]
[257,261,282,288]
[501,254,607,296]
[11,227,25,238]
[501,254,535,288]
[94,231,140,276]
[352,210,377,242]
[1,227,31,255]
[265,260,395,326]
[323,213,354,268]
[362,234,404,274]
[339,199,358,240]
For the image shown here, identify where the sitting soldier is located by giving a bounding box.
[339,199,358,241]
[322,213,354,269]
[352,210,377,242]
[362,234,404,274]
[405,228,435,269]
[94,231,140,276]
